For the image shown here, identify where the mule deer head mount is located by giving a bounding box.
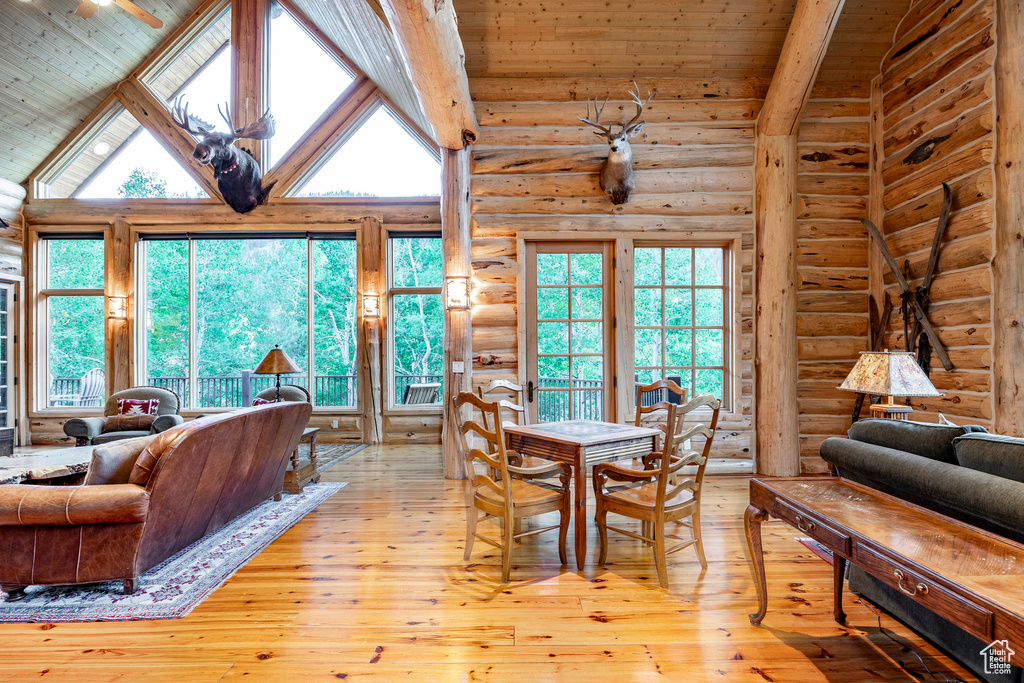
[171,97,276,214]
[579,82,653,205]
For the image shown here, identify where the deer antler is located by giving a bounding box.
[171,97,215,136]
[621,81,653,134]
[217,101,235,136]
[579,97,613,139]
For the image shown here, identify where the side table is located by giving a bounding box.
[284,427,321,494]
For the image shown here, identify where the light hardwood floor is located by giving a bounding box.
[0,444,976,681]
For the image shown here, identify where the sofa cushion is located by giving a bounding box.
[128,427,190,487]
[954,433,1024,484]
[102,414,156,433]
[847,418,986,465]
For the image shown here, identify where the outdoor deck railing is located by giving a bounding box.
[537,377,604,422]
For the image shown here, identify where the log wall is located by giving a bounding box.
[875,0,996,429]
[0,179,25,277]
[796,98,871,471]
[468,83,870,466]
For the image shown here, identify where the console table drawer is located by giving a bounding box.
[855,544,993,641]
[773,499,851,555]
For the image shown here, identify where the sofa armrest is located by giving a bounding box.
[63,417,106,442]
[151,414,183,434]
[0,484,150,526]
[85,435,159,485]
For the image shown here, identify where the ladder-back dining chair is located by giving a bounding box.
[593,393,721,588]
[454,392,572,582]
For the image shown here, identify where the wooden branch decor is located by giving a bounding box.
[377,0,479,149]
[860,214,954,372]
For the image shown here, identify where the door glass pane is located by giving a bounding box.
[538,322,568,354]
[537,254,568,285]
[144,240,190,406]
[571,288,602,319]
[571,322,602,353]
[570,253,602,285]
[313,239,358,408]
[537,287,568,319]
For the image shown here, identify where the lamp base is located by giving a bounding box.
[869,403,914,420]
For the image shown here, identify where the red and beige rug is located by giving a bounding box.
[0,482,345,623]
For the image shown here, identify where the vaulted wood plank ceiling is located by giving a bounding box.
[455,0,910,86]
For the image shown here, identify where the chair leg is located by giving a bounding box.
[514,517,522,542]
[557,500,569,566]
[653,522,669,589]
[501,514,514,583]
[692,509,708,569]
[464,506,479,561]
[595,506,608,566]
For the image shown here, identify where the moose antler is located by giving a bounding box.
[171,97,216,136]
[218,100,276,140]
[621,81,652,134]
[579,97,613,139]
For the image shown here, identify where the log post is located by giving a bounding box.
[993,0,1024,436]
[441,147,472,479]
[754,0,844,475]
[361,217,384,445]
[377,0,479,148]
[106,220,134,397]
[754,134,801,476]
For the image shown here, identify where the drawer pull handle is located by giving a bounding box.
[894,569,929,597]
[794,514,816,533]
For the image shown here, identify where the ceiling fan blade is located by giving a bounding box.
[74,0,97,19]
[112,0,163,28]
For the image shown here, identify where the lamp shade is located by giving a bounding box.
[838,350,942,397]
[253,345,301,375]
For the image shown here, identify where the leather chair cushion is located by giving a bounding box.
[0,484,149,525]
[102,414,156,433]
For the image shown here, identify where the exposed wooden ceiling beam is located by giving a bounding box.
[378,0,479,149]
[758,0,846,136]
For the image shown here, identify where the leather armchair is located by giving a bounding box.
[63,386,184,447]
[1,402,311,600]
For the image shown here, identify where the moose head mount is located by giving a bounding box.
[172,98,276,214]
[579,83,653,205]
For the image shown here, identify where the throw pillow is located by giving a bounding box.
[954,434,1024,484]
[117,398,159,416]
[102,414,156,433]
[252,397,280,406]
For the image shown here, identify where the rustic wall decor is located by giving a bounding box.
[578,83,652,205]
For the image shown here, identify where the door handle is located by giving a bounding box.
[527,380,535,403]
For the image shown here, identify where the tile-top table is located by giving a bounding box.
[0,446,94,485]
[503,420,661,569]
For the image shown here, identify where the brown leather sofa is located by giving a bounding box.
[0,402,311,600]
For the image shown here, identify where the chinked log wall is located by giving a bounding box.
[468,80,870,469]
[0,179,25,277]
[22,200,443,446]
[875,0,996,429]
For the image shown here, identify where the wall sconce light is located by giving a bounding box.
[107,296,128,320]
[362,293,380,319]
[445,276,471,311]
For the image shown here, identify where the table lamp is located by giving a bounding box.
[838,350,942,420]
[253,345,301,400]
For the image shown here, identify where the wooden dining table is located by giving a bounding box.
[503,420,662,570]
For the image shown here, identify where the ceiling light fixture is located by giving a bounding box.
[92,0,112,6]
[93,142,110,155]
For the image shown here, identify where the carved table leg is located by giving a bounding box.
[573,458,587,571]
[309,434,320,484]
[833,554,848,624]
[745,504,769,625]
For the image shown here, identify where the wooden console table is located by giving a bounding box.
[745,477,1024,653]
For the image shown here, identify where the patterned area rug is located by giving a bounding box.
[296,442,367,473]
[0,482,346,623]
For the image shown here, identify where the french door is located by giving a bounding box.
[0,284,14,454]
[524,242,614,423]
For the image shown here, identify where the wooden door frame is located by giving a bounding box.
[520,239,616,423]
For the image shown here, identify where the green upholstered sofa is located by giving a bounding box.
[820,419,1024,683]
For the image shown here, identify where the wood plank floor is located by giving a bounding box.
[0,444,977,681]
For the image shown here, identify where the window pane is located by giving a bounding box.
[696,248,724,285]
[195,239,308,407]
[537,254,568,285]
[313,239,358,408]
[635,288,662,327]
[665,330,692,367]
[634,248,661,286]
[634,329,661,367]
[538,322,568,354]
[144,241,190,406]
[47,296,104,408]
[571,287,602,320]
[392,293,443,405]
[537,287,568,320]
[570,253,602,285]
[696,329,724,367]
[573,356,602,381]
[695,288,724,326]
[47,239,104,289]
[391,237,442,288]
[665,248,693,286]
[665,289,693,327]
[571,322,602,353]
[696,368,724,399]
[539,355,569,379]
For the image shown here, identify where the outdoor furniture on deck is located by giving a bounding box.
[403,382,441,404]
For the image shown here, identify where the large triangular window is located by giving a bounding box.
[291,105,440,198]
[146,6,231,112]
[268,2,355,167]
[49,108,208,199]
